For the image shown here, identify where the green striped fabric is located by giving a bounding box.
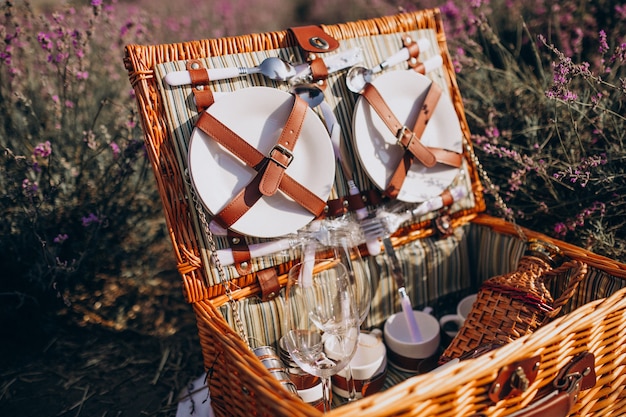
[152,27,477,288]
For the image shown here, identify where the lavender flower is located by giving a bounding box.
[33,141,52,158]
[81,213,101,227]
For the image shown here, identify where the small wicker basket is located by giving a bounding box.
[440,239,588,363]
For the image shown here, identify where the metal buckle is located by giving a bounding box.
[269,144,294,169]
[396,125,415,148]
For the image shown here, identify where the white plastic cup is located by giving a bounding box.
[439,294,477,338]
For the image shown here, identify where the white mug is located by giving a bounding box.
[439,294,477,338]
[383,308,440,373]
[328,331,387,399]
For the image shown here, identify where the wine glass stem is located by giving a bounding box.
[321,376,332,412]
[345,363,358,401]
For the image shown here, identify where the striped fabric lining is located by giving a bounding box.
[218,222,626,401]
[152,28,477,288]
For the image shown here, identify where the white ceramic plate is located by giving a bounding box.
[188,87,335,238]
[352,70,463,202]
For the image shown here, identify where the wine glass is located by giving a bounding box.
[326,228,373,401]
[282,258,360,412]
[305,220,373,401]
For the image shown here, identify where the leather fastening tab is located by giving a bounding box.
[228,233,253,275]
[288,25,339,53]
[186,59,210,83]
[185,60,216,112]
[403,35,422,62]
[398,82,442,164]
[555,352,596,392]
[441,189,454,207]
[193,89,215,111]
[502,352,596,417]
[259,95,308,196]
[256,268,280,301]
[489,355,542,403]
[307,57,329,83]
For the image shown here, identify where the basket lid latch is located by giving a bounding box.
[490,354,542,403]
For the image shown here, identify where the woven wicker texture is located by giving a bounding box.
[440,253,588,363]
[124,7,626,417]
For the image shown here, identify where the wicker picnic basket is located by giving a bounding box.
[124,7,626,417]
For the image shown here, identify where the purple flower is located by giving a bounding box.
[54,234,69,244]
[33,141,52,158]
[76,71,89,80]
[599,30,609,54]
[22,178,38,195]
[37,32,53,51]
[110,142,120,158]
[81,213,101,227]
[91,0,103,6]
[553,222,568,237]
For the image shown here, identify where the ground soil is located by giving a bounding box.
[0,237,205,417]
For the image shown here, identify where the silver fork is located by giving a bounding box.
[360,185,467,238]
[360,185,468,342]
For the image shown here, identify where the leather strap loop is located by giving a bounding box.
[228,232,253,275]
[185,60,216,112]
[440,188,454,207]
[323,189,384,218]
[193,88,216,111]
[307,57,329,82]
[256,268,280,301]
[403,36,421,60]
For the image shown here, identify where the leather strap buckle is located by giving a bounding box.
[269,144,294,169]
[396,125,415,148]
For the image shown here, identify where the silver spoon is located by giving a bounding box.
[164,56,297,86]
[345,38,431,93]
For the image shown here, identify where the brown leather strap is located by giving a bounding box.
[390,86,463,198]
[214,95,306,226]
[186,60,216,112]
[194,100,327,229]
[332,367,387,397]
[360,81,464,198]
[186,59,210,83]
[440,188,454,207]
[361,83,436,168]
[308,57,329,82]
[503,352,596,417]
[324,189,384,218]
[288,25,339,53]
[403,36,421,61]
[259,95,308,197]
[193,89,215,111]
[228,233,253,275]
[256,268,280,301]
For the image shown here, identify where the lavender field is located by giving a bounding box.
[1,0,624,415]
